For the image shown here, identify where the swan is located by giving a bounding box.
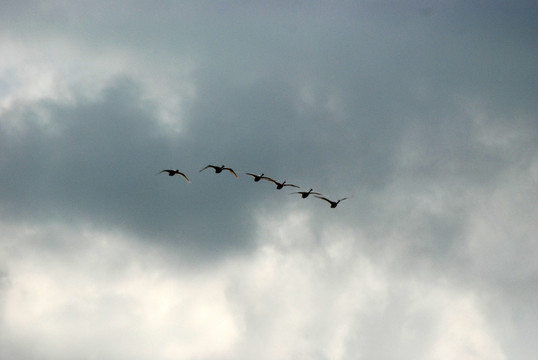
[291,189,322,198]
[245,172,265,182]
[261,176,299,189]
[315,196,349,208]
[200,164,238,178]
[156,169,190,183]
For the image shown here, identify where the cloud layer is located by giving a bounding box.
[1,1,537,359]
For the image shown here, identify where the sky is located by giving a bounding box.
[0,1,537,359]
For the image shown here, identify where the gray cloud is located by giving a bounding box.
[1,1,537,359]
[0,78,261,259]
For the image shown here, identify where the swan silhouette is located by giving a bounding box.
[315,196,349,208]
[291,189,322,198]
[200,165,238,178]
[156,169,190,183]
[262,176,299,189]
[245,172,265,182]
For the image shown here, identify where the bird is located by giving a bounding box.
[245,172,265,182]
[315,196,349,208]
[261,176,299,189]
[156,169,190,183]
[291,189,322,198]
[199,164,238,178]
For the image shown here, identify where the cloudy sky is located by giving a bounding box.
[1,1,537,359]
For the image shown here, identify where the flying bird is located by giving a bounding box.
[315,196,349,208]
[156,169,190,183]
[200,164,238,178]
[291,189,322,198]
[245,172,266,182]
[262,176,299,189]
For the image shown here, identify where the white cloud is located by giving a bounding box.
[0,210,510,360]
[0,33,195,137]
[224,209,506,360]
[466,160,538,282]
[0,223,239,360]
[429,293,505,360]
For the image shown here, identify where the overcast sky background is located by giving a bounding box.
[1,1,537,359]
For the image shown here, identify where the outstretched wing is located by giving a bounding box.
[283,183,300,188]
[200,165,216,172]
[223,167,238,178]
[156,169,171,175]
[177,172,191,183]
[315,196,333,204]
[245,172,257,178]
[261,176,278,184]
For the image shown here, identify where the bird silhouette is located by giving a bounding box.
[200,165,238,178]
[156,169,190,183]
[245,172,265,182]
[315,196,349,208]
[262,176,299,189]
[291,189,322,198]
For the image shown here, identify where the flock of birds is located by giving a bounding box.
[157,164,349,208]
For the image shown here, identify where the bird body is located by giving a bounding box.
[200,164,238,178]
[262,176,299,189]
[246,172,267,182]
[156,169,190,183]
[315,196,349,208]
[292,188,322,198]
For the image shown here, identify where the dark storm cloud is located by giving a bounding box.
[0,78,262,257]
[1,0,536,257]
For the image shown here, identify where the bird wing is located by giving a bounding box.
[178,172,191,183]
[200,165,215,172]
[156,169,170,175]
[283,183,299,188]
[224,167,238,178]
[261,176,278,184]
[245,172,257,178]
[339,197,349,202]
[315,196,333,203]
